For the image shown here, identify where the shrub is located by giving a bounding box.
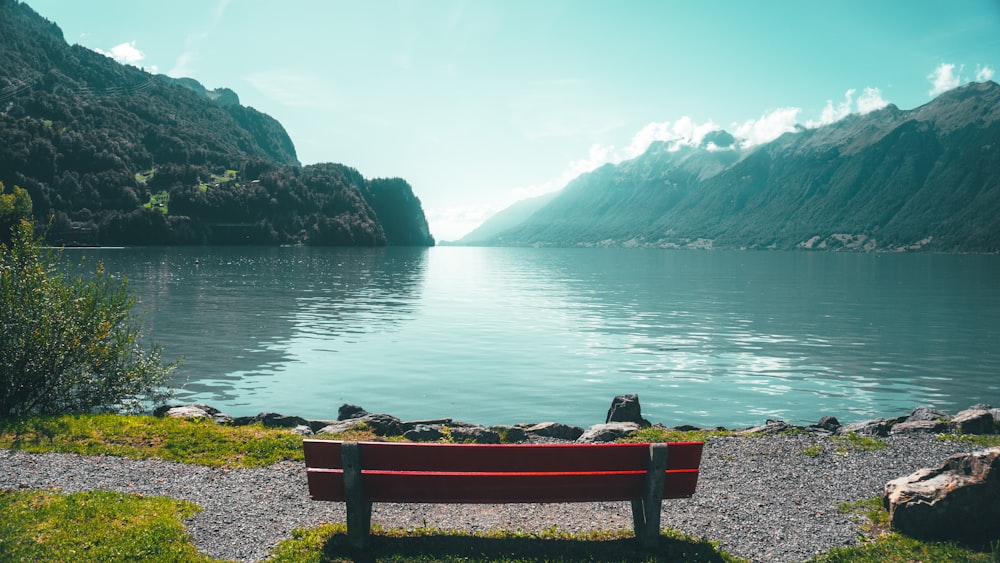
[0,220,174,417]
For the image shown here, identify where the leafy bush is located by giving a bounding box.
[0,220,174,417]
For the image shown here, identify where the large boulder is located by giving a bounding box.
[606,394,650,427]
[884,447,1000,542]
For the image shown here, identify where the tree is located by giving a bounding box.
[0,181,32,243]
[0,220,174,417]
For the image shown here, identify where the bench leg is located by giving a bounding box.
[342,441,372,550]
[632,443,668,548]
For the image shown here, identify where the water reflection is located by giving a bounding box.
[66,246,1000,427]
[71,246,428,406]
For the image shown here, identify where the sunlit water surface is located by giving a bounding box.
[69,246,1000,428]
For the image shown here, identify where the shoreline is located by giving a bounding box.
[153,397,1000,444]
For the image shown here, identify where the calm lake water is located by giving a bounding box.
[68,246,1000,428]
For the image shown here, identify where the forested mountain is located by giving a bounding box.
[0,0,434,246]
[467,81,1000,252]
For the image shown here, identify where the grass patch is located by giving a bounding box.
[267,524,745,563]
[937,433,1000,448]
[143,190,169,214]
[805,497,1000,562]
[135,168,155,185]
[0,414,304,468]
[621,426,728,444]
[802,444,823,457]
[830,433,888,455]
[0,489,227,562]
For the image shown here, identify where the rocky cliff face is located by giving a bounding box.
[475,81,1000,252]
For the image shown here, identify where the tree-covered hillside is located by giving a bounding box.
[473,81,1000,253]
[0,0,433,246]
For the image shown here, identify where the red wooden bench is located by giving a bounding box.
[303,439,704,549]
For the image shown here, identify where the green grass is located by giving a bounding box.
[621,425,729,443]
[0,414,304,468]
[0,489,229,562]
[143,190,169,214]
[831,433,888,454]
[802,497,1000,563]
[134,168,155,185]
[267,524,745,563]
[937,433,1000,448]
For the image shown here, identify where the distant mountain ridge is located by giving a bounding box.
[0,0,433,246]
[463,81,1000,252]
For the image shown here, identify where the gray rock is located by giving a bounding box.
[250,412,310,429]
[884,447,1000,542]
[889,419,950,435]
[839,418,889,437]
[212,413,234,425]
[812,416,841,432]
[489,425,528,443]
[316,413,404,436]
[338,404,369,420]
[577,422,640,443]
[951,408,996,435]
[402,424,444,442]
[449,426,501,444]
[401,418,453,433]
[606,394,650,427]
[737,419,789,435]
[904,406,950,423]
[163,405,214,420]
[291,425,314,436]
[524,422,584,441]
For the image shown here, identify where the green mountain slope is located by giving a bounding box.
[475,81,1000,252]
[0,0,433,246]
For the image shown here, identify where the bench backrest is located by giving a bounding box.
[304,440,704,504]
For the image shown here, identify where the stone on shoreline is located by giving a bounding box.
[884,447,1000,542]
[147,400,1000,445]
[606,394,650,427]
[521,422,585,441]
[838,418,889,437]
[951,407,997,435]
[578,422,640,443]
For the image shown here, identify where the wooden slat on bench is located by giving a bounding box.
[303,441,703,472]
[308,468,701,503]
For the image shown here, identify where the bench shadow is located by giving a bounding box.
[318,531,731,562]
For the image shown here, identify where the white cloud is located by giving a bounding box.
[97,41,146,67]
[732,107,801,148]
[976,64,996,82]
[928,63,962,96]
[856,87,889,114]
[807,89,856,128]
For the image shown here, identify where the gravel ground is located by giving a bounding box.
[0,434,974,562]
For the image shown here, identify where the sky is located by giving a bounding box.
[24,0,1000,241]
